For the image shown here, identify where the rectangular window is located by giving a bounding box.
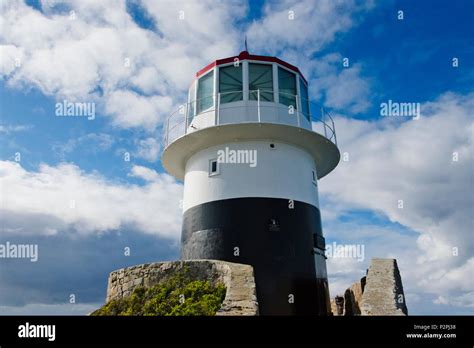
[278,67,297,108]
[209,159,219,176]
[300,78,310,121]
[197,70,214,113]
[219,65,243,104]
[312,170,317,184]
[249,63,273,101]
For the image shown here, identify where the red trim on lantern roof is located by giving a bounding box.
[195,51,308,84]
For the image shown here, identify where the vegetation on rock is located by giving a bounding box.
[92,268,226,316]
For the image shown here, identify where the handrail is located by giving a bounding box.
[163,89,337,148]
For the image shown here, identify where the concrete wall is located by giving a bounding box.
[360,258,408,315]
[331,258,408,316]
[106,260,259,316]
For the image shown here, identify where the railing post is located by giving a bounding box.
[185,102,189,132]
[296,95,300,127]
[216,92,221,125]
[257,89,261,122]
[321,107,328,138]
[165,116,170,147]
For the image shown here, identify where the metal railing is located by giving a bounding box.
[163,90,337,148]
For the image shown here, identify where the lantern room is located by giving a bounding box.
[186,51,312,132]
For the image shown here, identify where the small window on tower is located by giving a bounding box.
[209,159,220,176]
[312,170,317,184]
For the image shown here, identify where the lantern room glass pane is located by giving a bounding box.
[278,67,297,108]
[219,65,243,104]
[188,80,196,125]
[249,63,273,101]
[299,77,310,121]
[197,70,214,113]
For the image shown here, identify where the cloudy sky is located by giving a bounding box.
[0,0,473,315]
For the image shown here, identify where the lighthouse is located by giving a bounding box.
[162,51,340,315]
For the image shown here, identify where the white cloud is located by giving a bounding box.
[0,0,247,129]
[104,90,173,128]
[434,291,474,308]
[0,44,24,77]
[307,53,371,113]
[319,92,474,310]
[141,0,246,64]
[52,133,114,159]
[130,164,160,182]
[247,0,373,56]
[0,124,33,134]
[133,137,161,162]
[0,161,183,238]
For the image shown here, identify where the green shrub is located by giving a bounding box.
[92,269,226,316]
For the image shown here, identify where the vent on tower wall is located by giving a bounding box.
[268,219,280,232]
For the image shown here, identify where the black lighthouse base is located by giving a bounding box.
[181,197,330,315]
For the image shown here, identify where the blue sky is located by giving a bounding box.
[0,0,473,315]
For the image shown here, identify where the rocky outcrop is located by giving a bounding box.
[331,258,407,316]
[106,259,259,316]
[331,295,344,315]
[344,276,365,315]
[360,258,407,315]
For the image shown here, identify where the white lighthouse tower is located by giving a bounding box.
[162,51,339,315]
